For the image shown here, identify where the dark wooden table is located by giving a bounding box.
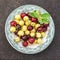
[0,0,60,60]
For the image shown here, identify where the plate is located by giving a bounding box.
[5,5,55,54]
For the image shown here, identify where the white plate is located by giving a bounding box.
[5,5,55,54]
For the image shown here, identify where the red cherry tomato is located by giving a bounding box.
[28,37,35,44]
[20,13,27,19]
[22,41,28,47]
[31,18,38,23]
[27,25,33,31]
[10,21,16,26]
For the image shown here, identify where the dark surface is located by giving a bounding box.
[0,0,60,60]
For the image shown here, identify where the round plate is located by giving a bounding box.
[5,5,55,54]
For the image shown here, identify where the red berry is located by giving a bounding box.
[28,37,35,44]
[43,24,49,28]
[20,13,27,19]
[27,25,33,31]
[22,41,28,47]
[10,21,16,26]
[31,18,38,23]
[42,28,47,32]
[21,35,28,41]
[37,26,42,32]
[27,35,31,39]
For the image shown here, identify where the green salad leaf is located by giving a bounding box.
[29,10,50,24]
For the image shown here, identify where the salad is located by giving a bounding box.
[10,10,50,47]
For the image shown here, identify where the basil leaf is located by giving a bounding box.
[33,10,44,24]
[42,18,49,24]
[38,19,43,24]
[29,13,35,17]
[29,10,50,24]
[41,13,50,18]
[29,10,38,18]
[40,13,50,24]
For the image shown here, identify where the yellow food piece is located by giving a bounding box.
[37,38,43,44]
[31,29,36,33]
[35,24,40,29]
[31,22,36,27]
[36,32,41,38]
[28,20,31,23]
[41,32,46,37]
[23,16,29,21]
[25,30,30,35]
[33,40,38,44]
[25,21,30,26]
[19,20,24,26]
[14,37,20,43]
[14,20,19,24]
[10,26,16,32]
[30,32,35,37]
[15,14,21,20]
[17,30,24,36]
[25,20,31,25]
[22,25,27,31]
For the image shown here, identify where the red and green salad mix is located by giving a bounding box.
[10,10,50,47]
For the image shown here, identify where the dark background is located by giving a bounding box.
[0,0,60,60]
